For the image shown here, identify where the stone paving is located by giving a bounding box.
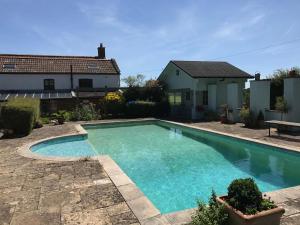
[190,121,300,149]
[0,124,140,225]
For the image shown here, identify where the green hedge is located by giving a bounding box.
[125,101,170,118]
[6,98,40,122]
[2,98,40,136]
[99,100,169,119]
[2,106,35,135]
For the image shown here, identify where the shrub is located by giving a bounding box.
[71,103,98,121]
[2,105,34,135]
[257,110,264,121]
[123,87,140,101]
[101,92,125,117]
[104,92,124,102]
[275,96,288,113]
[124,101,170,118]
[6,98,40,122]
[227,178,276,215]
[125,101,155,118]
[154,100,170,117]
[191,190,228,225]
[123,82,166,102]
[51,110,71,124]
[2,98,40,136]
[40,117,50,124]
[239,107,255,128]
[275,96,288,120]
[102,101,125,117]
[34,119,43,128]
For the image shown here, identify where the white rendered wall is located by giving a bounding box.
[208,84,217,111]
[0,74,120,90]
[227,83,242,121]
[284,78,300,122]
[265,110,286,121]
[250,80,271,116]
[73,74,120,89]
[158,62,195,90]
[0,74,71,90]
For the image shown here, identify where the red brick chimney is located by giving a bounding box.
[97,43,106,59]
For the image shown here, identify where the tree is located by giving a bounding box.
[122,74,145,87]
[275,96,288,120]
[268,67,300,85]
[268,67,300,109]
[242,88,250,108]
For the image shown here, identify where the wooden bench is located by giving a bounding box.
[265,120,300,136]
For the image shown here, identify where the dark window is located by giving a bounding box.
[79,79,93,88]
[3,64,16,69]
[44,79,55,90]
[176,69,180,76]
[186,91,190,101]
[202,90,208,105]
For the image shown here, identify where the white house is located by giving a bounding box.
[158,60,253,121]
[0,44,120,111]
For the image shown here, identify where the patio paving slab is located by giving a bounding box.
[0,123,140,225]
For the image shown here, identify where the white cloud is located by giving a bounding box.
[213,13,265,40]
[30,26,85,55]
[76,1,142,38]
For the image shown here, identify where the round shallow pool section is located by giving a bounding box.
[31,135,96,157]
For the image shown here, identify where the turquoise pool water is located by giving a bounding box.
[31,121,300,213]
[31,136,96,157]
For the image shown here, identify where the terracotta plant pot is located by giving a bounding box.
[216,196,285,225]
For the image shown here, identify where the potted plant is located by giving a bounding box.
[216,178,284,225]
[239,107,255,128]
[220,104,229,124]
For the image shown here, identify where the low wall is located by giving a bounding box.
[265,110,286,121]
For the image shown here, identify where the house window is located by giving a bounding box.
[175,92,182,105]
[79,79,93,88]
[186,91,190,101]
[44,79,55,90]
[168,92,182,105]
[176,69,180,76]
[3,64,16,69]
[202,90,208,105]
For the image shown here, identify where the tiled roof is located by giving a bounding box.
[170,60,253,78]
[0,54,120,75]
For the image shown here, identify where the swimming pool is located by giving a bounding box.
[31,120,300,213]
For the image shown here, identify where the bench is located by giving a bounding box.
[265,120,300,136]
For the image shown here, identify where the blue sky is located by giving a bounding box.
[1,0,300,83]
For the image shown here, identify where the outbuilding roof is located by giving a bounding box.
[0,54,120,75]
[170,60,253,78]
